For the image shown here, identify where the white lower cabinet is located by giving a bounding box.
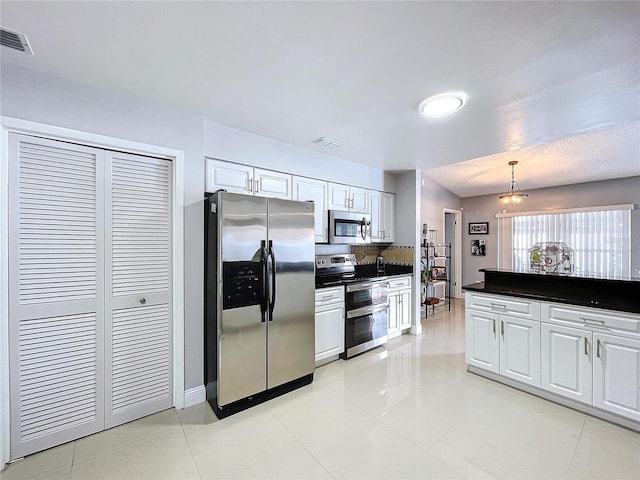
[592,333,640,421]
[466,293,640,426]
[541,323,593,404]
[315,287,345,364]
[387,276,411,338]
[499,315,541,386]
[465,309,500,373]
[465,304,540,386]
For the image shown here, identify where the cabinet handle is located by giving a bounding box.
[500,320,504,337]
[492,318,496,335]
[325,227,328,239]
[350,198,354,209]
[490,303,507,310]
[581,317,606,327]
[254,179,259,193]
[584,337,588,356]
[596,339,602,358]
[248,178,253,192]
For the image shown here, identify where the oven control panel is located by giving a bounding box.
[315,254,357,270]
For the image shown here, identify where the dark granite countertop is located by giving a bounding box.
[463,269,640,314]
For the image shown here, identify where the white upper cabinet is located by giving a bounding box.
[328,183,369,214]
[293,176,329,243]
[253,168,292,199]
[369,190,394,243]
[350,186,369,214]
[206,159,292,199]
[206,159,253,194]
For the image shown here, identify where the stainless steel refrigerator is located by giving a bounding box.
[204,191,315,418]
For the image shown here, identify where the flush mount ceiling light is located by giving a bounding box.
[419,92,467,117]
[499,161,529,204]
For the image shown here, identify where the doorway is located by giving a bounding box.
[443,209,462,298]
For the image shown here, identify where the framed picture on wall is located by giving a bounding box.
[469,222,489,234]
[471,239,486,256]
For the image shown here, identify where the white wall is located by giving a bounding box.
[460,176,640,285]
[420,174,462,245]
[0,62,400,396]
[394,170,422,334]
[205,121,398,192]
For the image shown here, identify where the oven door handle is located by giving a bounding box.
[346,282,389,293]
[347,304,388,319]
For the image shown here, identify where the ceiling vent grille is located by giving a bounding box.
[0,27,34,55]
[311,137,343,149]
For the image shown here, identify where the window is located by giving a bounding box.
[511,208,631,278]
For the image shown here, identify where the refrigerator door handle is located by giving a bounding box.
[260,240,268,322]
[268,240,276,319]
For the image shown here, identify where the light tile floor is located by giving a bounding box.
[2,299,639,479]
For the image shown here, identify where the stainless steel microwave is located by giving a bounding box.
[328,211,371,244]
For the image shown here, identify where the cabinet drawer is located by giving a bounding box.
[465,292,540,320]
[543,303,640,338]
[315,286,344,306]
[388,276,411,291]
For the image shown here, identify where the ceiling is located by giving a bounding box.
[1,1,639,197]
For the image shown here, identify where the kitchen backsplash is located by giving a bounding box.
[351,245,415,266]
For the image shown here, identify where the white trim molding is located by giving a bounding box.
[0,117,186,465]
[184,386,207,408]
[495,203,635,218]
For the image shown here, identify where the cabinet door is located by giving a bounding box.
[206,159,253,194]
[388,292,400,337]
[8,134,106,459]
[593,333,640,421]
[399,289,412,330]
[104,152,173,428]
[541,323,592,404]
[254,168,292,199]
[350,186,369,214]
[465,309,499,373]
[381,192,394,242]
[499,315,541,387]
[328,183,350,211]
[369,190,383,242]
[293,176,328,242]
[315,305,344,363]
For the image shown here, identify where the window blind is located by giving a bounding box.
[511,209,631,278]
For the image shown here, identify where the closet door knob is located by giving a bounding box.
[139,298,147,305]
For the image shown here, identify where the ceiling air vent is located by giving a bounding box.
[0,27,34,55]
[311,137,343,149]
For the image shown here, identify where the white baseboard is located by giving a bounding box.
[183,385,206,408]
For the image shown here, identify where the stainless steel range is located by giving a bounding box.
[316,254,389,359]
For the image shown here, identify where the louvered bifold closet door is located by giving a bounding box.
[8,134,106,459]
[104,151,173,428]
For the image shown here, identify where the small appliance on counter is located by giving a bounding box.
[376,254,385,275]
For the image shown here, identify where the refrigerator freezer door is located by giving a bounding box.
[218,193,268,406]
[266,198,316,389]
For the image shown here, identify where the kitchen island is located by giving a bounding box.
[463,269,640,431]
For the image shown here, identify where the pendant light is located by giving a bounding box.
[499,161,528,204]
